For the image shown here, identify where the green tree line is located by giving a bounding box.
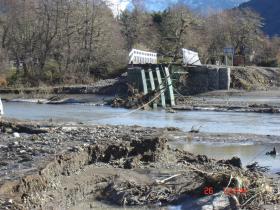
[0,0,279,87]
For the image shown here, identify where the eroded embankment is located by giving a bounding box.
[231,66,280,91]
[0,120,279,210]
[0,76,127,98]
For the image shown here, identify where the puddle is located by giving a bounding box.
[172,140,280,173]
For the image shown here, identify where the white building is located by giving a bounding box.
[129,49,157,64]
[182,48,202,66]
[0,98,3,116]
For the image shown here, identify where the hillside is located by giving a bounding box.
[108,0,248,13]
[239,0,280,36]
[179,0,248,11]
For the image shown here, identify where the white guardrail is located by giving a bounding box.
[129,49,157,64]
[128,48,201,65]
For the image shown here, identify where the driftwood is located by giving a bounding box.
[155,174,182,185]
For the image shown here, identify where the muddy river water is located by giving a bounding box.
[3,101,280,173]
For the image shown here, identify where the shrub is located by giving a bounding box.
[0,76,7,87]
[257,59,278,67]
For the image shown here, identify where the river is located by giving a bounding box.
[3,102,280,135]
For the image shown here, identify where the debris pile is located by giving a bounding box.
[111,89,158,110]
[0,120,279,210]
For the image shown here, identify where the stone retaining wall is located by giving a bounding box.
[175,65,231,95]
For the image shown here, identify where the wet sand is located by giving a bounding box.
[173,89,280,113]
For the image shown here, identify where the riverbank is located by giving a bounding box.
[2,101,280,136]
[0,66,280,114]
[2,89,280,114]
[0,119,279,210]
[172,89,280,113]
[0,75,127,98]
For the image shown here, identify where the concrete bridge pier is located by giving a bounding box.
[127,65,175,108]
[155,67,166,108]
[148,68,157,109]
[164,67,175,107]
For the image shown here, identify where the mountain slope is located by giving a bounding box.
[179,0,248,11]
[110,0,249,13]
[239,0,280,36]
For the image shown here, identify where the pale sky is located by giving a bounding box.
[105,0,247,16]
[105,0,180,16]
[105,0,130,16]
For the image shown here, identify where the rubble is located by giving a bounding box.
[266,147,277,156]
[0,119,279,210]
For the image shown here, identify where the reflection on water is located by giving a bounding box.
[3,102,280,136]
[173,140,280,172]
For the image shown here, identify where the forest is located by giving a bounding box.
[0,0,279,86]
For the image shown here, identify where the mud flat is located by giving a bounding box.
[173,89,280,114]
[0,119,279,210]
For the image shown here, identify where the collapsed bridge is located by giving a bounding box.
[127,49,231,108]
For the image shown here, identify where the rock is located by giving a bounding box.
[246,162,269,172]
[68,146,83,152]
[0,162,8,167]
[47,98,81,105]
[130,136,167,159]
[18,154,33,162]
[111,97,126,108]
[189,126,202,133]
[181,192,231,210]
[266,147,277,156]
[201,205,213,210]
[5,128,13,133]
[103,145,129,162]
[166,127,180,131]
[166,108,177,113]
[37,100,44,104]
[124,156,141,169]
[179,154,211,164]
[198,155,210,163]
[218,157,242,168]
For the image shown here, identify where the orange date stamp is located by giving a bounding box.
[203,187,248,196]
[224,187,248,195]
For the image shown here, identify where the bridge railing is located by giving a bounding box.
[129,49,157,64]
